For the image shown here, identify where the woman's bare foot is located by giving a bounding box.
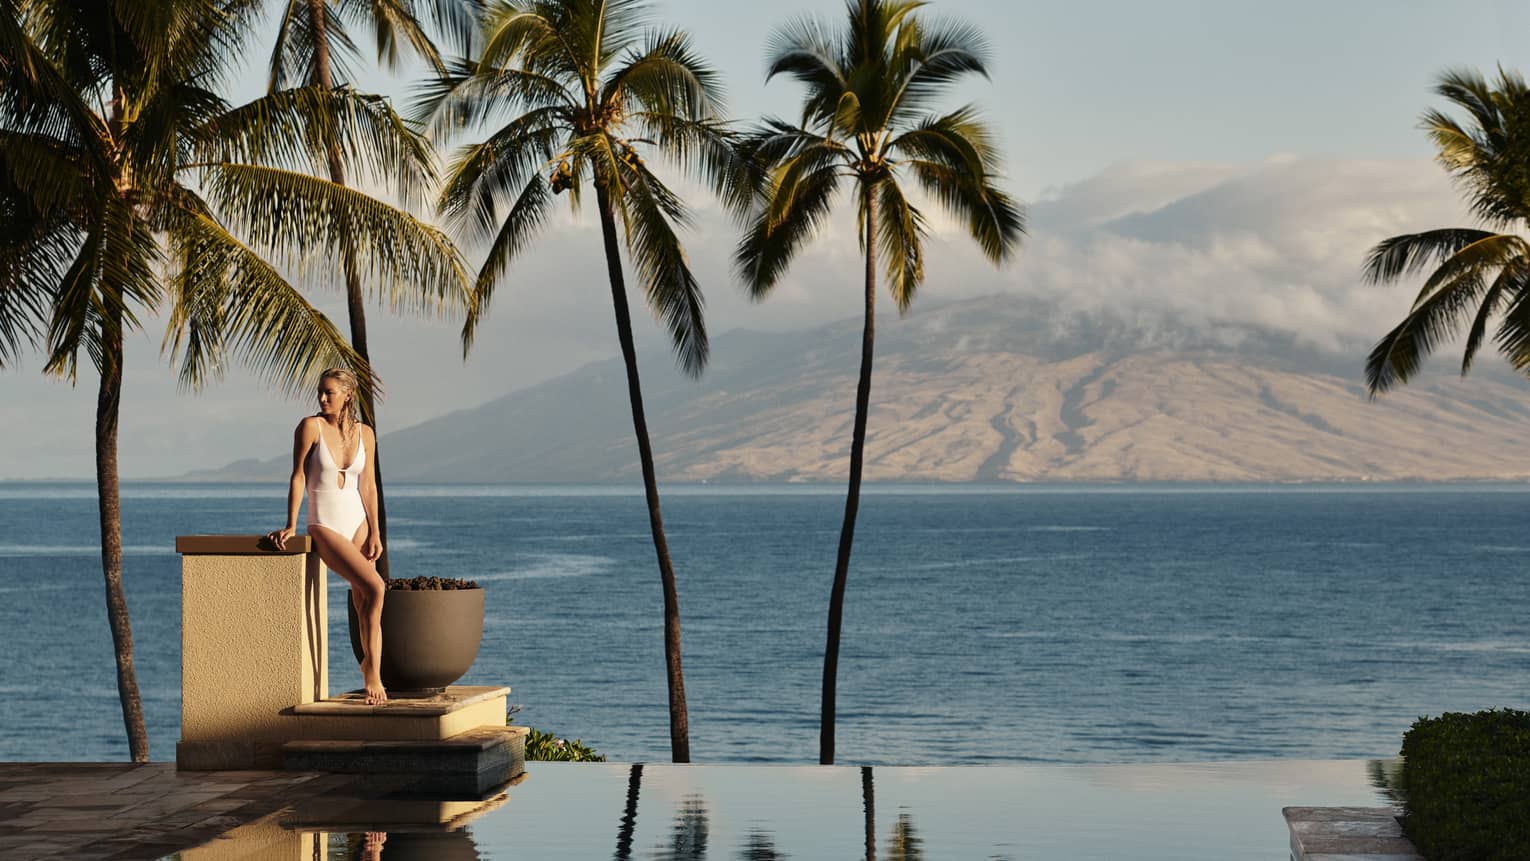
[364,671,388,705]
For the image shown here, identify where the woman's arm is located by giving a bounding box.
[360,424,382,561]
[271,418,313,549]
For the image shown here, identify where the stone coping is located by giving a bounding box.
[292,685,510,717]
[284,725,530,755]
[1284,806,1423,860]
[176,534,311,555]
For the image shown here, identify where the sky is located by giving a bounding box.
[5,0,1530,479]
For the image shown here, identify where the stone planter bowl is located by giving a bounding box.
[346,586,485,696]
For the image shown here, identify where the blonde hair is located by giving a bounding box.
[316,367,361,443]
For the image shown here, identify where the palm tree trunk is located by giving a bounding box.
[96,314,148,762]
[862,765,877,861]
[594,183,690,762]
[613,762,643,860]
[822,181,878,765]
[308,0,390,578]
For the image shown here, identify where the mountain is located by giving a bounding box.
[190,295,1530,483]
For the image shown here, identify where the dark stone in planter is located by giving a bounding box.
[347,587,485,695]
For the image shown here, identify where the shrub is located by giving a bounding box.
[507,706,604,762]
[1400,709,1530,860]
[522,726,604,762]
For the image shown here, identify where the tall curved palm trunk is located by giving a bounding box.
[739,0,1024,765]
[822,184,877,765]
[861,765,877,861]
[614,762,643,859]
[302,0,391,574]
[424,0,745,762]
[595,184,689,761]
[95,308,148,761]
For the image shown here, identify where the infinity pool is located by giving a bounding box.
[174,759,1398,860]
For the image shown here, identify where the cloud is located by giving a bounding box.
[995,156,1473,355]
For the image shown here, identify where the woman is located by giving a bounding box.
[268,367,387,705]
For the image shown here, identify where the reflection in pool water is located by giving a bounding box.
[175,759,1396,860]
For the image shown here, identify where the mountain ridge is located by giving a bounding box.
[185,294,1530,483]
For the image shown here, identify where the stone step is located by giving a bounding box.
[282,725,528,796]
[286,685,510,742]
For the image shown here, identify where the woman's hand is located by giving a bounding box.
[363,532,382,562]
[267,526,295,550]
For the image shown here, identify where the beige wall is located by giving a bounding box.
[178,536,326,769]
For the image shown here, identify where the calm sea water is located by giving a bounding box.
[1,483,1527,765]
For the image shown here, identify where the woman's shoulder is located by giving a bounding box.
[295,415,321,434]
[361,423,377,443]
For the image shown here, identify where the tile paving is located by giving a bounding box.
[0,763,360,861]
[1284,807,1424,861]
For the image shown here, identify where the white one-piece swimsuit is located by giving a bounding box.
[306,427,367,540]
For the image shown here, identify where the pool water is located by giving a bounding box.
[174,759,1398,860]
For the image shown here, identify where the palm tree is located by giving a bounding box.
[266,0,478,576]
[0,0,465,761]
[1365,67,1530,396]
[861,766,876,861]
[737,0,1023,764]
[613,762,643,861]
[419,0,746,763]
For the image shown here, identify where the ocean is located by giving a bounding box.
[1,482,1526,765]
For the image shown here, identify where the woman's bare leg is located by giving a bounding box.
[309,527,387,704]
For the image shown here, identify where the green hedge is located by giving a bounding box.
[1400,709,1530,860]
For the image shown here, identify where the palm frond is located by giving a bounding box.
[205,84,434,207]
[478,3,574,81]
[437,107,564,239]
[163,201,372,396]
[336,0,447,74]
[602,29,722,121]
[1461,260,1522,374]
[1408,233,1529,307]
[267,0,305,91]
[589,0,649,70]
[1492,274,1530,373]
[906,158,1024,263]
[1363,237,1526,395]
[1420,68,1530,226]
[881,16,989,127]
[43,197,161,379]
[1363,228,1497,285]
[888,105,996,173]
[268,0,362,90]
[0,169,73,366]
[632,112,754,217]
[206,163,469,316]
[612,140,708,376]
[413,56,575,134]
[125,79,230,190]
[764,14,847,126]
[873,176,925,311]
[423,0,485,56]
[0,130,94,215]
[461,173,552,353]
[735,153,842,298]
[0,8,109,167]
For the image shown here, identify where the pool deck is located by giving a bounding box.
[1284,807,1423,860]
[0,763,359,860]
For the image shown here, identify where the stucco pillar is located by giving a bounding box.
[176,535,328,770]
